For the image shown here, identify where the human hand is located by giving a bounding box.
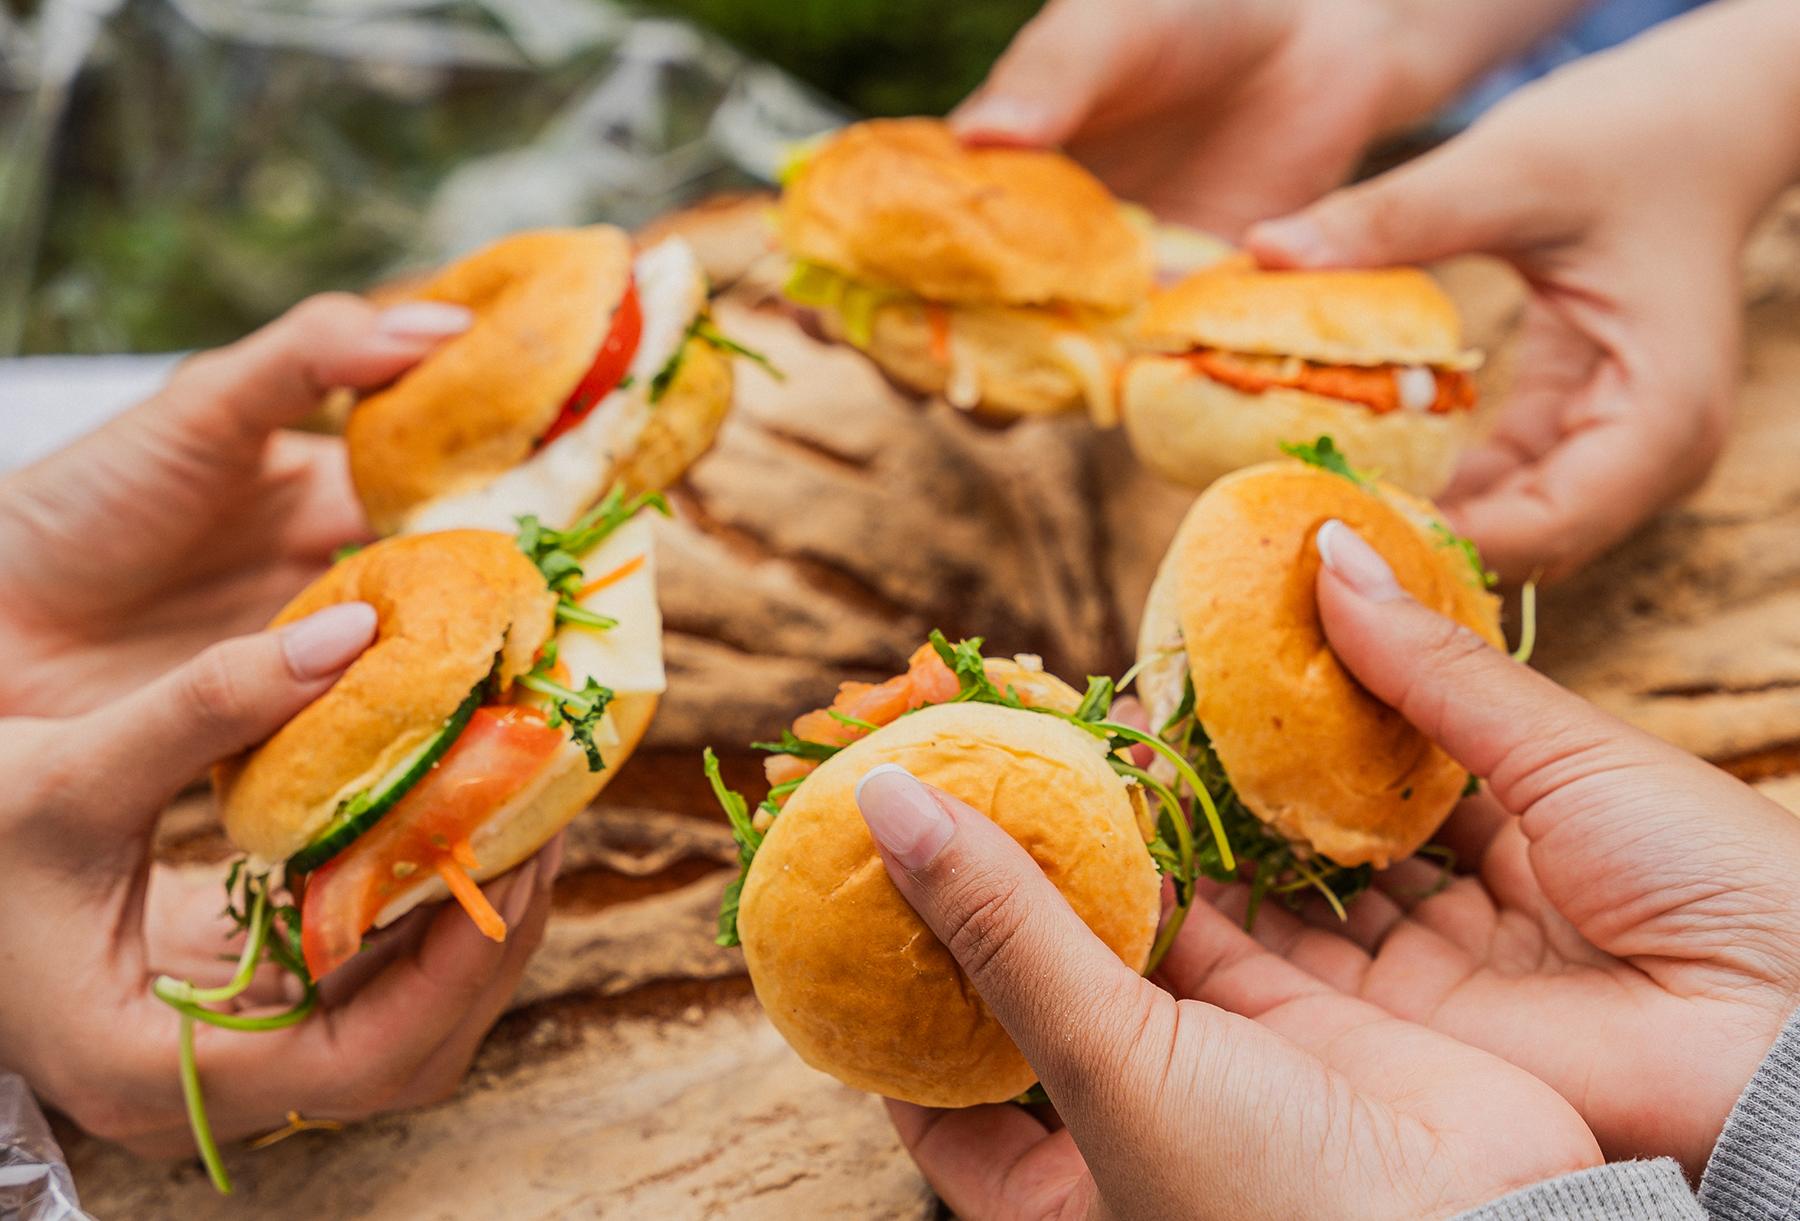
[0,606,555,1161]
[0,294,470,717]
[952,0,1583,238]
[1246,5,1800,579]
[1214,519,1800,1175]
[850,764,1600,1219]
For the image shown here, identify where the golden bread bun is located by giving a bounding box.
[1120,354,1472,496]
[1142,267,1471,367]
[614,335,734,495]
[780,119,1151,311]
[374,691,657,926]
[1141,463,1501,868]
[347,227,634,533]
[216,531,555,861]
[739,702,1160,1107]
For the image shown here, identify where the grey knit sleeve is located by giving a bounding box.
[1697,1006,1800,1221]
[1454,1160,1702,1220]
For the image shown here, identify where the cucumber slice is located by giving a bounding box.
[286,685,484,875]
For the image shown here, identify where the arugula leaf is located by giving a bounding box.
[515,486,670,627]
[1279,435,1370,486]
[707,748,764,947]
[926,629,1020,706]
[750,729,842,762]
[329,541,365,563]
[648,342,687,403]
[1430,521,1498,589]
[517,652,614,772]
[694,317,784,381]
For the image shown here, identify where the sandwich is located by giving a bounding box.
[777,118,1152,422]
[1134,441,1505,916]
[706,635,1237,1108]
[346,225,747,536]
[156,494,672,1191]
[1121,266,1482,495]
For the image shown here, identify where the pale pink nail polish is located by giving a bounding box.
[281,602,378,679]
[1317,519,1404,602]
[855,764,955,871]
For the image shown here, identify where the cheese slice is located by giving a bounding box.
[555,513,666,697]
[407,237,708,535]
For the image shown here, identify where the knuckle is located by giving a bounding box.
[941,877,1033,988]
[285,291,366,335]
[178,644,254,736]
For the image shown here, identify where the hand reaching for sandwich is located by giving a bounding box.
[853,753,1599,1219]
[1247,0,1800,580]
[0,607,555,1162]
[0,293,470,718]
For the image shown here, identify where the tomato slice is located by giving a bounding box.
[538,280,644,447]
[300,706,566,980]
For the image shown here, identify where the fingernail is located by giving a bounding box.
[501,859,539,926]
[538,834,565,889]
[281,602,378,679]
[376,301,473,340]
[855,764,955,871]
[1247,216,1328,266]
[1316,520,1405,602]
[951,96,1046,143]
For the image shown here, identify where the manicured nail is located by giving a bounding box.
[856,764,955,871]
[538,833,566,889]
[1317,520,1405,602]
[501,859,540,925]
[376,301,473,340]
[1247,216,1329,266]
[951,96,1047,143]
[281,602,378,679]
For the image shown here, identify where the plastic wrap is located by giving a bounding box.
[0,1073,94,1221]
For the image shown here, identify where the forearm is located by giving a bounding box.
[1376,0,1596,131]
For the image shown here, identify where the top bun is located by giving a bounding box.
[216,531,555,862]
[1141,266,1473,368]
[1139,462,1501,868]
[779,119,1151,312]
[348,227,635,534]
[738,701,1160,1107]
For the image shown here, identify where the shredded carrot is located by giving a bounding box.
[925,304,951,366]
[577,553,646,599]
[435,852,507,942]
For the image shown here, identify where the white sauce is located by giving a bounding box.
[1394,365,1438,413]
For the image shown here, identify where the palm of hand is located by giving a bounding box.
[1231,772,1800,1170]
[0,431,366,716]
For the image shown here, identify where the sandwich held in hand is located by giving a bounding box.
[1122,266,1482,494]
[778,118,1152,422]
[707,635,1236,1108]
[1135,443,1508,920]
[156,494,670,1187]
[347,225,747,535]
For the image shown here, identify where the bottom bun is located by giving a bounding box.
[372,692,657,927]
[818,297,1102,418]
[1120,354,1472,496]
[739,702,1160,1107]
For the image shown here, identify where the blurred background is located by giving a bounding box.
[0,0,1038,359]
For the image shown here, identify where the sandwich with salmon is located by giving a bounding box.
[777,118,1152,422]
[346,224,751,536]
[705,634,1237,1108]
[1133,442,1509,919]
[155,492,673,1191]
[1121,266,1482,494]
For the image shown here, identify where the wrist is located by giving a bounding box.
[1371,0,1590,134]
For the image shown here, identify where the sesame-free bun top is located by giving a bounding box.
[779,118,1151,312]
[1139,462,1501,868]
[216,531,555,862]
[738,701,1161,1107]
[347,226,634,533]
[1141,266,1473,368]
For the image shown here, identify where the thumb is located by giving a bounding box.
[1244,134,1528,269]
[853,763,1156,1102]
[76,602,378,826]
[950,0,1128,146]
[1311,519,1669,812]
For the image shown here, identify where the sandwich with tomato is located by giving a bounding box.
[155,490,672,1191]
[777,118,1152,423]
[706,634,1236,1108]
[1132,441,1512,919]
[347,224,754,536]
[1120,266,1482,494]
